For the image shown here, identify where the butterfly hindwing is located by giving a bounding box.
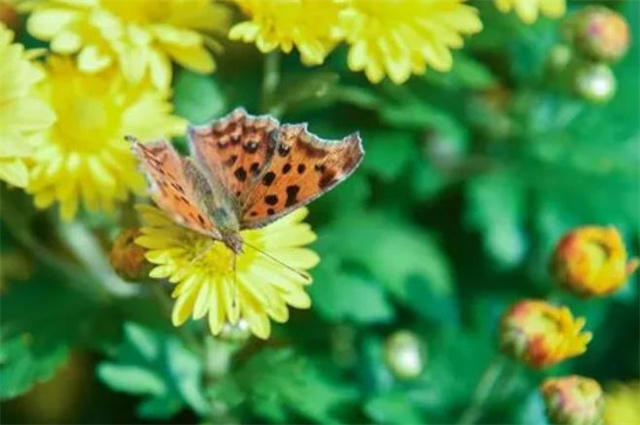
[187,108,279,205]
[131,138,221,238]
[240,124,364,228]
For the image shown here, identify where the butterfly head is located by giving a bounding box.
[222,231,243,254]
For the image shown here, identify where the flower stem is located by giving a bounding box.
[261,51,283,117]
[457,354,506,425]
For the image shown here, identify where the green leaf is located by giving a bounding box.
[315,212,455,321]
[365,392,425,425]
[0,337,68,400]
[423,53,496,90]
[466,171,527,268]
[174,69,226,125]
[376,86,468,143]
[217,348,357,423]
[0,280,102,400]
[97,322,207,420]
[311,258,395,324]
[97,364,166,395]
[361,130,417,182]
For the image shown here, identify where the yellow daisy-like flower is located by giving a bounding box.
[135,205,320,339]
[604,382,640,425]
[338,0,482,84]
[500,299,592,368]
[229,0,342,66]
[24,0,231,90]
[0,23,55,187]
[27,57,185,220]
[493,0,566,24]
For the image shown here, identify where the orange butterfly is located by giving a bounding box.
[128,108,363,255]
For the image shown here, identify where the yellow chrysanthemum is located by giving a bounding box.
[338,0,482,84]
[135,205,320,340]
[604,382,640,425]
[27,57,185,220]
[500,299,592,368]
[494,0,565,24]
[24,0,231,90]
[0,23,55,187]
[229,0,342,65]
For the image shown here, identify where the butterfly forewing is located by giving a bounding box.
[131,139,221,237]
[240,124,363,228]
[188,108,279,205]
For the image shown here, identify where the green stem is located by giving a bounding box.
[261,51,282,116]
[457,354,506,425]
[58,221,139,298]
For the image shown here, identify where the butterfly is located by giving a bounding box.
[128,107,364,255]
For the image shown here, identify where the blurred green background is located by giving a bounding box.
[1,0,638,424]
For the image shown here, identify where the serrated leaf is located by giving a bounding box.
[218,348,357,423]
[97,322,207,420]
[97,364,166,395]
[423,53,496,90]
[466,171,527,268]
[311,258,395,324]
[315,212,454,320]
[365,392,425,425]
[0,280,102,400]
[362,130,417,181]
[174,69,226,125]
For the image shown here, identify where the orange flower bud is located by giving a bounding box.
[500,300,591,368]
[571,6,630,62]
[541,375,604,425]
[109,228,151,281]
[551,226,639,297]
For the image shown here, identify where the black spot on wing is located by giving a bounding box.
[285,185,300,207]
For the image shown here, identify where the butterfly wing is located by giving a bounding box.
[239,124,364,228]
[131,138,221,238]
[187,108,279,206]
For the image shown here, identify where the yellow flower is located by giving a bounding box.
[338,0,482,84]
[604,382,640,425]
[541,376,604,425]
[229,0,342,65]
[551,226,639,297]
[493,0,565,24]
[500,300,592,368]
[135,205,320,339]
[0,23,55,187]
[27,57,185,220]
[24,0,231,90]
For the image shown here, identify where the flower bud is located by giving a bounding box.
[500,300,591,368]
[383,330,425,379]
[109,228,152,281]
[573,63,616,103]
[551,226,639,297]
[541,375,604,425]
[219,319,251,343]
[571,6,630,62]
[0,1,19,32]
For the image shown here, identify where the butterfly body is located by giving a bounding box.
[130,108,364,253]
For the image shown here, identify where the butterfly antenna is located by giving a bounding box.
[233,252,238,287]
[243,240,311,283]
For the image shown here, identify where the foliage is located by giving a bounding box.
[1,1,638,424]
